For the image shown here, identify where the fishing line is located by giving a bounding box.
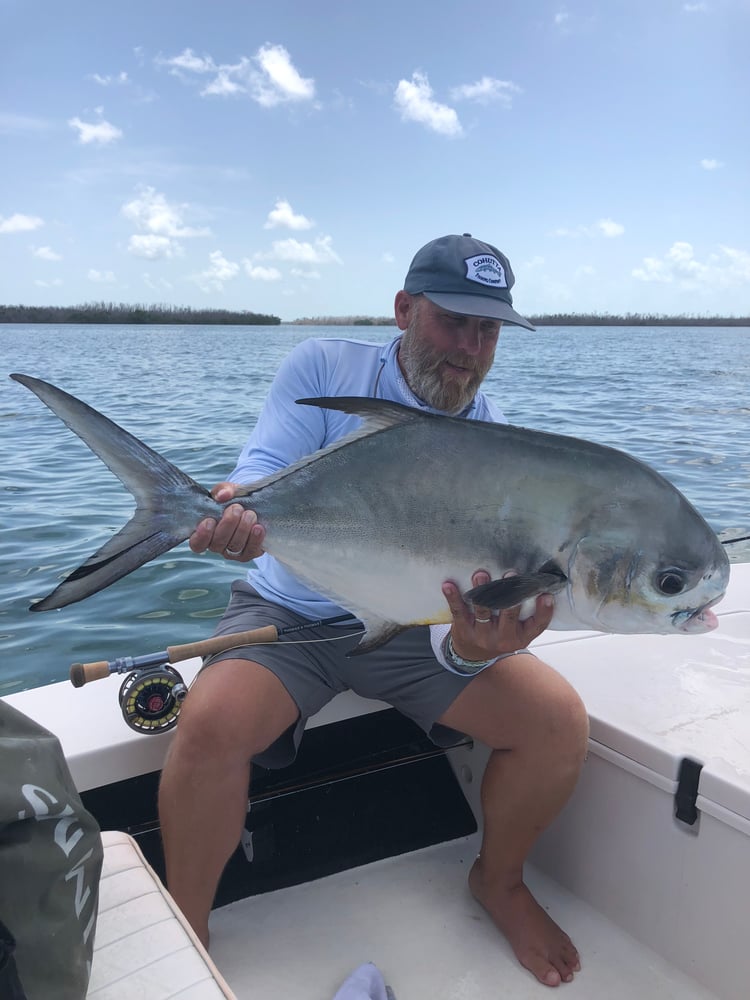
[721,534,750,545]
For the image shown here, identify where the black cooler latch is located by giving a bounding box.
[674,757,703,826]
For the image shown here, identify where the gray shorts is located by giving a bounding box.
[202,580,476,769]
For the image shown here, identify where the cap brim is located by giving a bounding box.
[423,291,536,331]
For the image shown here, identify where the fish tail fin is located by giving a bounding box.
[11,373,218,611]
[30,513,187,612]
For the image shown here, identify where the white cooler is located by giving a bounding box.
[530,570,750,1000]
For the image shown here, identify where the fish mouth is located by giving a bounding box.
[672,597,724,634]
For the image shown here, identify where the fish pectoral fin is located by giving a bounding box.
[347,620,412,656]
[465,561,568,610]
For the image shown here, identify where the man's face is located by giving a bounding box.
[397,294,501,414]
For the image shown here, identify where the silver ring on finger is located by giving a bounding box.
[224,546,244,557]
[474,617,492,624]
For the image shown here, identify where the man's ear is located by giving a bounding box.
[394,290,416,331]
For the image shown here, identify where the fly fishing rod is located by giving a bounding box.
[70,613,361,734]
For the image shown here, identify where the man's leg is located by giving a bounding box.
[437,653,589,988]
[158,658,299,947]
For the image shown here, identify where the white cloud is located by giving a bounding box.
[266,235,342,264]
[164,49,216,74]
[550,218,625,238]
[253,43,315,106]
[122,186,211,240]
[33,245,62,260]
[264,199,314,230]
[290,267,321,280]
[127,234,184,259]
[34,278,63,288]
[683,3,708,12]
[382,252,395,264]
[700,158,724,170]
[159,44,315,107]
[193,250,240,292]
[450,77,521,108]
[242,261,282,281]
[88,269,116,283]
[632,242,750,289]
[394,72,462,137]
[68,115,123,145]
[0,213,44,233]
[202,69,245,96]
[90,71,129,86]
[596,218,625,238]
[555,10,570,26]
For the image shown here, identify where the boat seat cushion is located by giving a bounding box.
[88,830,236,999]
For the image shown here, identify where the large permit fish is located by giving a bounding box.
[11,373,729,651]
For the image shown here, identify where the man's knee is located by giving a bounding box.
[543,679,589,763]
[486,657,589,762]
[169,659,298,764]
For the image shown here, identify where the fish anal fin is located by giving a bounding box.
[465,562,568,610]
[347,621,412,656]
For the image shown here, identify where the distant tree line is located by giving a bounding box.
[0,302,281,325]
[527,312,749,327]
[1,303,746,328]
[290,315,397,326]
[291,312,748,327]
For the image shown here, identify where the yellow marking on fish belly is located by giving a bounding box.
[410,610,453,626]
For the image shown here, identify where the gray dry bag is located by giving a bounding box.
[0,700,103,999]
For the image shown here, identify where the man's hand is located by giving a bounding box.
[442,569,554,661]
[189,482,265,562]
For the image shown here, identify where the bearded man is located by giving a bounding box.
[159,234,589,988]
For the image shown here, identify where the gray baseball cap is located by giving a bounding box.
[403,233,535,330]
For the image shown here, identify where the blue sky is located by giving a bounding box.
[2,0,748,321]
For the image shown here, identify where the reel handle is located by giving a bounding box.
[70,660,112,688]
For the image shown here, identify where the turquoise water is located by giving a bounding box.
[2,323,749,695]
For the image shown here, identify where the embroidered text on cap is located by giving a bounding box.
[464,254,507,288]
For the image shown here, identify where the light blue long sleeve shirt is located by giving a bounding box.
[229,334,506,621]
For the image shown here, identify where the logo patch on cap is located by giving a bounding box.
[464,254,507,288]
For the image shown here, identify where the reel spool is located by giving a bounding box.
[118,665,188,733]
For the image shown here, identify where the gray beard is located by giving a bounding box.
[399,326,491,415]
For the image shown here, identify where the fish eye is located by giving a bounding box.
[657,571,686,596]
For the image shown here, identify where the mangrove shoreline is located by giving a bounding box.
[0,303,747,327]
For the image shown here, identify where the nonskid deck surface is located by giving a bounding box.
[208,836,718,1000]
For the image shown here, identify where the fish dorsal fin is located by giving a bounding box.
[298,396,427,430]
[234,397,425,497]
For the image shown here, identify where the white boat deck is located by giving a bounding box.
[208,837,718,1000]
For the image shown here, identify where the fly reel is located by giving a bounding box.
[118,664,188,734]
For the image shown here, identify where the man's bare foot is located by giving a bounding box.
[469,860,580,987]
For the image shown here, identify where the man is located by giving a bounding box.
[159,234,589,988]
